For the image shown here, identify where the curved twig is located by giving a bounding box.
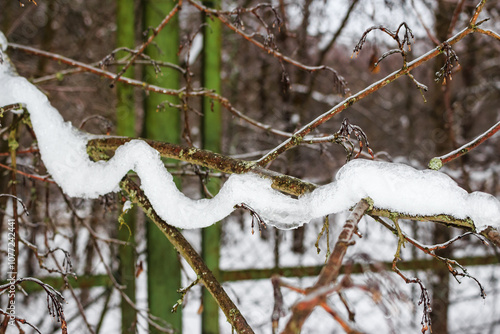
[7,43,181,96]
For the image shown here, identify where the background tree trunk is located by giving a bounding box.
[116,0,137,332]
[429,1,456,332]
[201,0,223,332]
[143,0,183,332]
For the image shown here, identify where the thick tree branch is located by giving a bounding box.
[368,207,475,230]
[87,136,482,234]
[119,177,254,334]
[282,198,372,333]
[87,136,316,197]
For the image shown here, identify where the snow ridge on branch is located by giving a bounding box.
[0,32,499,231]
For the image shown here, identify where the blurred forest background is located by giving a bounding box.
[0,0,499,333]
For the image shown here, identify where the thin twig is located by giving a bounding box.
[7,44,337,141]
[429,120,500,170]
[1,277,67,334]
[317,0,359,65]
[476,28,500,41]
[410,0,439,45]
[7,43,181,96]
[0,308,41,334]
[373,216,487,298]
[110,0,182,87]
[120,176,255,334]
[188,0,347,94]
[0,162,55,184]
[0,194,29,216]
[447,0,467,38]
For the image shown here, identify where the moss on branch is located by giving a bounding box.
[88,137,483,234]
[119,176,255,334]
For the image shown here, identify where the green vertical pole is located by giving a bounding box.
[201,1,222,333]
[116,0,137,332]
[116,0,136,138]
[143,0,183,332]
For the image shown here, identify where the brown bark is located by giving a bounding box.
[282,199,371,333]
[120,177,255,334]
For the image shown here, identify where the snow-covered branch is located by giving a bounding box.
[283,199,372,333]
[1,32,499,234]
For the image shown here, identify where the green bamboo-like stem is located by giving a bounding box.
[116,0,137,332]
[86,136,478,233]
[201,0,223,332]
[282,198,372,333]
[1,252,496,292]
[143,0,183,331]
[112,0,181,86]
[120,177,255,334]
[220,254,499,282]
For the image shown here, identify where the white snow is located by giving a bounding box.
[0,32,7,52]
[0,31,499,231]
[308,160,500,230]
[122,200,132,212]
